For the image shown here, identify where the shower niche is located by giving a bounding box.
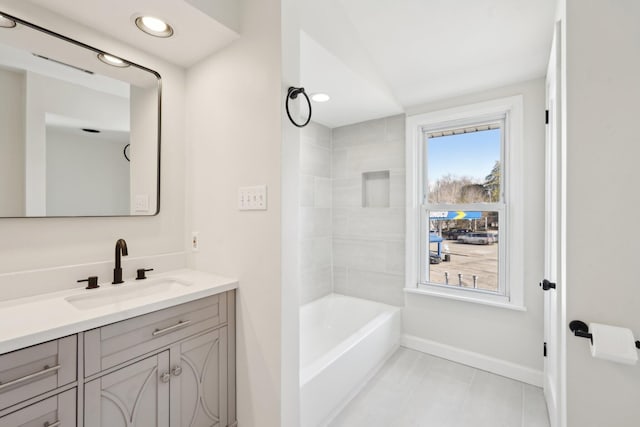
[362,170,390,208]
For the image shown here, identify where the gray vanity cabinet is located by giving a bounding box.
[170,327,228,427]
[0,335,77,411]
[84,352,170,427]
[0,290,236,427]
[84,328,229,427]
[0,335,77,427]
[83,290,236,427]
[0,388,76,427]
[84,293,226,378]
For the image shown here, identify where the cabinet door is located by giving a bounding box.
[0,388,75,427]
[85,352,169,427]
[170,327,227,427]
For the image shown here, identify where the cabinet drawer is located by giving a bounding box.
[0,336,77,411]
[0,388,76,427]
[84,293,226,376]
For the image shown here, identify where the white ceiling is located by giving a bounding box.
[4,0,557,128]
[23,0,239,67]
[0,42,130,99]
[301,0,557,128]
[301,31,403,128]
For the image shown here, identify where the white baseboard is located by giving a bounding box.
[402,334,543,387]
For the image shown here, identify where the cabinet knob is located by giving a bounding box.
[160,372,171,383]
[171,365,182,377]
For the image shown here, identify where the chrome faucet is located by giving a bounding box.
[112,238,128,284]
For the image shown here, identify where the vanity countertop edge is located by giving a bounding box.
[0,268,238,355]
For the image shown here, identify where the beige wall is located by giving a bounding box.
[564,1,640,425]
[0,67,25,216]
[280,0,302,423]
[185,0,283,424]
[45,127,129,216]
[130,84,160,215]
[404,78,546,373]
[23,72,131,216]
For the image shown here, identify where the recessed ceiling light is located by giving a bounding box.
[0,14,16,28]
[311,93,330,103]
[97,53,130,68]
[135,15,174,38]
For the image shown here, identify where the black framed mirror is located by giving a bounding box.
[0,11,161,217]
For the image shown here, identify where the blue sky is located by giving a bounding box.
[427,129,501,184]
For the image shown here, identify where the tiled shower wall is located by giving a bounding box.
[299,122,333,305]
[299,115,406,306]
[332,115,406,306]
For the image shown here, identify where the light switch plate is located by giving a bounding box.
[134,194,149,212]
[238,185,267,210]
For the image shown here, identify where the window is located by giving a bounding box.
[423,121,504,294]
[405,96,524,309]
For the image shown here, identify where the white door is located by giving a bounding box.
[543,21,562,427]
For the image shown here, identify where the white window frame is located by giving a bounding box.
[405,95,525,310]
[421,116,506,293]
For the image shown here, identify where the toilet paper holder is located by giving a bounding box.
[569,320,640,349]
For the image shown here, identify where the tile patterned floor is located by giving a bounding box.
[328,347,550,427]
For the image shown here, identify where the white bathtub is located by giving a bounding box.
[300,293,401,427]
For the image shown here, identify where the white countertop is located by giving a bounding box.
[0,269,238,355]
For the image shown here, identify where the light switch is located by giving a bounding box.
[135,194,149,212]
[238,185,267,210]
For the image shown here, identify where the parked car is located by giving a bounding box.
[442,228,472,240]
[458,232,496,245]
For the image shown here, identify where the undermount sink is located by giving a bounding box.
[65,278,192,310]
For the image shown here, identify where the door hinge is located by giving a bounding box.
[540,279,556,291]
[545,109,549,125]
[544,342,547,357]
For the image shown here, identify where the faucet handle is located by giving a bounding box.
[136,268,154,280]
[78,276,99,290]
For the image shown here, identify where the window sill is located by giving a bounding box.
[404,286,527,312]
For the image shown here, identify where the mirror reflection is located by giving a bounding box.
[0,12,160,217]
